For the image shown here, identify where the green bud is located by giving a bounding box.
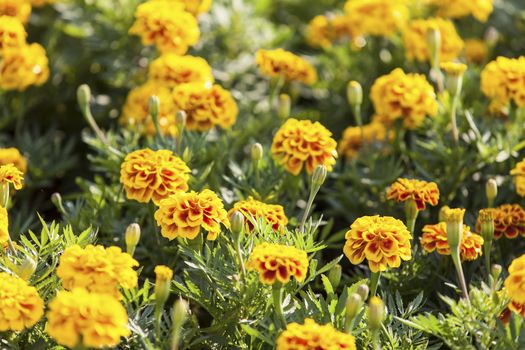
[171,298,189,350]
[443,208,465,248]
[312,165,327,188]
[346,293,362,321]
[491,264,502,281]
[14,256,37,281]
[328,264,342,289]
[230,211,244,237]
[51,192,66,215]
[357,284,369,301]
[77,84,91,110]
[251,143,263,162]
[368,296,385,331]
[479,209,494,243]
[278,94,291,119]
[182,147,192,163]
[149,95,160,119]
[125,223,141,256]
[176,110,187,130]
[346,81,363,108]
[486,179,497,206]
[427,27,441,67]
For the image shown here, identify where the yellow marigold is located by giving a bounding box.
[271,118,337,176]
[152,0,212,15]
[305,15,351,48]
[30,0,57,7]
[154,189,229,241]
[148,54,213,87]
[370,68,438,129]
[464,39,487,65]
[228,197,288,233]
[0,163,23,189]
[483,204,525,239]
[511,158,525,197]
[420,222,484,261]
[46,289,130,349]
[386,178,440,211]
[505,254,525,306]
[256,48,317,85]
[432,0,493,22]
[129,1,200,54]
[343,0,409,37]
[343,215,412,273]
[0,206,7,244]
[276,318,357,350]
[247,242,308,285]
[403,18,464,63]
[56,244,139,298]
[338,117,392,159]
[154,265,173,281]
[440,62,467,76]
[0,0,31,24]
[0,147,27,173]
[509,299,525,318]
[0,43,50,91]
[120,148,191,205]
[172,82,238,131]
[481,57,525,109]
[120,81,178,136]
[0,272,43,332]
[0,16,26,53]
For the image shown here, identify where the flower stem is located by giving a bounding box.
[272,283,287,327]
[450,95,459,146]
[235,236,246,283]
[369,271,381,296]
[450,250,470,303]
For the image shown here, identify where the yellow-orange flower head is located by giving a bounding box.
[464,39,488,65]
[46,289,130,349]
[247,242,308,285]
[403,18,464,63]
[0,0,31,24]
[151,0,212,15]
[0,206,8,244]
[481,57,525,110]
[485,204,525,239]
[420,222,484,261]
[431,0,493,22]
[129,1,200,54]
[0,163,23,189]
[155,189,229,241]
[172,82,238,131]
[276,318,357,350]
[343,0,409,37]
[370,68,438,129]
[56,244,139,298]
[0,147,27,173]
[271,118,337,176]
[505,254,525,307]
[387,178,440,211]
[344,215,412,273]
[338,117,392,159]
[0,43,50,91]
[511,158,525,197]
[120,81,178,136]
[305,15,351,48]
[120,148,191,205]
[228,197,288,233]
[440,62,467,76]
[0,272,44,331]
[148,54,214,87]
[0,16,26,53]
[256,49,317,85]
[154,265,173,282]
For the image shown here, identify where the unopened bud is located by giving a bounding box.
[125,223,141,256]
[77,84,91,110]
[50,192,66,214]
[427,27,441,67]
[486,179,497,206]
[171,298,189,350]
[230,211,244,238]
[479,209,494,243]
[357,284,369,301]
[176,110,187,129]
[443,207,465,248]
[368,296,385,331]
[154,265,173,309]
[312,165,327,188]
[251,143,263,162]
[278,94,291,119]
[439,205,450,222]
[346,293,362,320]
[182,147,192,163]
[328,264,342,289]
[346,81,363,108]
[14,256,37,281]
[491,264,502,280]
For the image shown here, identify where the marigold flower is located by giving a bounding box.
[152,0,212,15]
[0,147,27,173]
[155,265,173,281]
[421,222,484,261]
[343,0,409,37]
[343,215,412,273]
[440,62,467,76]
[387,178,440,211]
[276,318,356,350]
[0,16,26,53]
[505,254,525,306]
[271,118,337,175]
[509,299,525,318]
[370,68,438,129]
[247,242,308,285]
[481,57,525,109]
[0,43,50,91]
[46,289,130,349]
[172,82,238,131]
[129,1,200,54]
[154,265,173,305]
[155,189,229,241]
[0,163,23,189]
[483,204,525,239]
[56,244,139,298]
[403,18,464,63]
[338,118,392,159]
[0,0,31,24]
[305,15,351,48]
[256,48,317,85]
[511,159,525,197]
[0,206,7,244]
[148,54,213,87]
[120,148,191,205]
[464,39,488,65]
[431,0,494,22]
[228,197,288,233]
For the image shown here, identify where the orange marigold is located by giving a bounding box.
[148,54,214,87]
[420,222,484,261]
[343,215,412,273]
[338,117,392,159]
[431,0,494,22]
[481,57,525,110]
[464,39,488,65]
[0,0,31,24]
[509,299,525,318]
[120,148,190,205]
[0,147,27,173]
[151,0,212,15]
[305,15,351,48]
[511,158,525,197]
[256,48,317,85]
[504,254,525,305]
[370,68,438,129]
[271,118,337,176]
[228,197,288,233]
[247,242,308,285]
[0,163,23,189]
[343,0,409,38]
[0,16,26,53]
[486,204,525,239]
[0,43,50,91]
[386,178,440,211]
[154,189,229,241]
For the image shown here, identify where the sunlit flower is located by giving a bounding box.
[155,189,229,241]
[421,222,484,261]
[256,48,317,85]
[338,117,392,159]
[0,43,50,91]
[370,68,438,129]
[247,242,308,285]
[504,254,525,307]
[0,163,23,189]
[0,0,31,24]
[431,0,494,22]
[485,204,525,239]
[509,299,525,318]
[343,0,409,37]
[172,82,238,131]
[152,0,212,15]
[0,147,26,173]
[403,18,464,63]
[0,16,26,53]
[148,54,213,87]
[440,62,467,76]
[386,178,440,211]
[271,118,337,175]
[228,197,288,233]
[129,1,200,54]
[46,289,130,349]
[481,56,525,110]
[464,39,488,65]
[0,206,7,244]
[154,265,173,282]
[56,244,139,298]
[276,318,357,350]
[511,159,525,197]
[120,148,191,205]
[343,215,411,272]
[305,15,351,48]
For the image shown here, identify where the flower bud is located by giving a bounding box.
[442,207,465,248]
[278,94,291,119]
[405,199,419,222]
[51,192,66,214]
[149,95,160,119]
[182,147,192,163]
[251,143,263,163]
[230,211,244,238]
[125,223,141,256]
[154,265,173,309]
[427,26,441,67]
[438,205,450,222]
[328,264,342,289]
[441,62,467,97]
[357,284,369,301]
[176,110,187,130]
[486,178,497,206]
[171,298,189,350]
[346,293,362,321]
[491,264,502,280]
[14,256,37,281]
[346,81,363,108]
[312,165,327,188]
[77,84,91,110]
[368,296,385,331]
[478,209,494,243]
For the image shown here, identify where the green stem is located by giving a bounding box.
[272,283,287,327]
[372,329,381,350]
[235,237,246,283]
[484,240,492,279]
[369,271,381,296]
[450,95,459,146]
[451,250,470,303]
[176,125,185,155]
[154,306,162,345]
[299,186,320,234]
